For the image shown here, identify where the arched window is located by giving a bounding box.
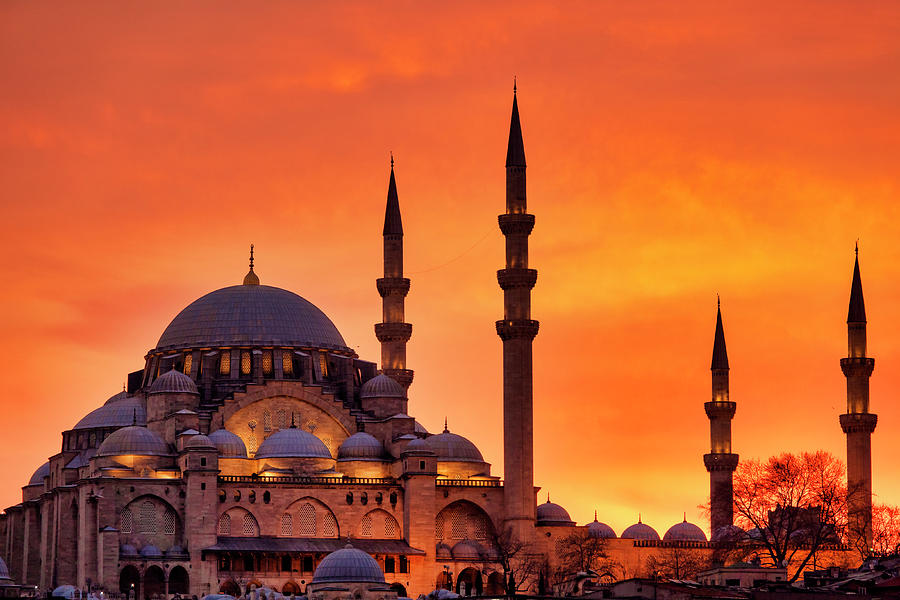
[474,514,489,540]
[263,409,272,432]
[218,513,231,535]
[323,511,337,537]
[262,352,273,377]
[361,513,373,538]
[164,509,176,535]
[276,409,287,429]
[183,353,193,375]
[263,491,271,504]
[299,503,316,536]
[282,352,293,377]
[435,513,445,540]
[219,352,231,376]
[240,351,252,376]
[451,508,466,539]
[139,500,157,534]
[120,508,133,533]
[242,512,257,536]
[384,513,399,538]
[281,514,293,536]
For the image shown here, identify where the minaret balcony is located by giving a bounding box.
[704,453,739,472]
[376,278,411,298]
[496,319,539,341]
[381,368,414,389]
[840,412,877,434]
[497,268,538,290]
[840,356,874,377]
[498,213,535,236]
[375,322,412,343]
[704,401,736,419]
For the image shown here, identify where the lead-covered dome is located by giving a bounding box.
[621,519,660,541]
[312,545,386,584]
[154,284,350,353]
[97,426,171,457]
[208,429,248,458]
[29,461,50,486]
[337,432,386,461]
[360,374,405,399]
[73,396,146,430]
[664,519,707,542]
[149,369,198,395]
[425,428,484,463]
[587,513,617,538]
[536,499,575,526]
[255,428,332,459]
[185,434,215,449]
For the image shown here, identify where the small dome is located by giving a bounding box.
[711,525,745,543]
[404,438,430,453]
[451,540,482,560]
[149,369,198,395]
[167,545,187,556]
[97,426,171,457]
[425,427,484,463]
[255,428,332,459]
[621,519,660,541]
[140,544,163,557]
[73,397,146,430]
[587,513,617,539]
[104,390,128,405]
[360,374,406,399]
[29,461,50,486]
[208,429,249,458]
[414,421,428,434]
[436,543,452,559]
[0,556,10,580]
[120,544,138,556]
[337,432,386,461]
[312,545,386,584]
[185,434,216,449]
[664,519,707,542]
[536,499,575,526]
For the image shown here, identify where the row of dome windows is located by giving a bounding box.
[152,348,340,385]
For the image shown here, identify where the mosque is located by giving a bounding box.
[0,91,874,599]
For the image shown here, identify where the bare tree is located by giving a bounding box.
[645,546,709,580]
[485,526,545,596]
[870,504,900,557]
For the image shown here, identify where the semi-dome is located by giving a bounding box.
[621,518,660,541]
[425,427,484,463]
[185,434,216,449]
[97,426,171,457]
[29,461,50,486]
[312,545,386,584]
[208,429,249,458]
[359,374,405,399]
[587,513,617,538]
[664,519,708,542]
[337,432,386,461]
[154,284,351,353]
[103,390,128,405]
[73,396,146,430]
[140,544,163,557]
[149,369,198,395]
[536,499,575,526]
[451,540,482,560]
[255,428,332,459]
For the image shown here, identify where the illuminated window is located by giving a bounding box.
[299,503,316,536]
[282,352,293,376]
[435,513,445,540]
[218,513,231,535]
[361,513,373,538]
[183,353,192,375]
[164,510,176,535]
[319,353,328,377]
[263,410,272,432]
[139,501,157,534]
[247,433,257,455]
[323,512,337,538]
[262,352,273,376]
[120,508,133,533]
[242,513,257,536]
[384,513,399,538]
[219,352,231,376]
[240,351,251,376]
[281,514,293,536]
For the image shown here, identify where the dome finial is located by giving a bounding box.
[390,151,394,170]
[547,493,550,503]
[243,244,260,286]
[594,509,598,521]
[290,412,297,429]
[638,513,642,524]
[683,511,687,522]
[443,417,449,433]
[132,408,137,426]
[513,76,517,95]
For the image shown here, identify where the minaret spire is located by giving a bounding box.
[840,246,876,552]
[704,297,738,537]
[375,156,414,392]
[497,87,538,541]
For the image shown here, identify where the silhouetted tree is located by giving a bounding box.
[645,546,709,580]
[485,526,543,596]
[870,504,900,557]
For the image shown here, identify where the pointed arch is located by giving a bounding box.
[284,496,339,538]
[220,507,259,537]
[357,508,401,539]
[435,500,495,542]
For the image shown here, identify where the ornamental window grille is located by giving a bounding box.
[474,515,489,540]
[139,501,157,534]
[281,514,293,536]
[323,512,337,537]
[183,353,192,375]
[242,513,257,536]
[384,513,399,538]
[263,410,272,432]
[299,503,316,536]
[241,351,251,376]
[435,513,445,540]
[318,354,329,377]
[451,509,466,539]
[164,510,176,535]
[361,513,373,538]
[262,352,273,376]
[218,513,231,535]
[321,436,333,456]
[282,353,293,376]
[276,409,287,429]
[120,508,133,533]
[247,434,257,455]
[219,352,231,376]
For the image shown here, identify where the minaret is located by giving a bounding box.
[375,156,413,390]
[704,298,738,537]
[840,245,876,551]
[497,84,538,539]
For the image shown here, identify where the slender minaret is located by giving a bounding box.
[375,156,414,390]
[840,245,876,551]
[704,298,738,537]
[497,84,538,539]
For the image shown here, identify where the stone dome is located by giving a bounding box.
[97,426,171,457]
[621,519,660,541]
[140,544,163,557]
[29,461,50,486]
[404,438,430,453]
[587,514,617,539]
[149,369,198,395]
[359,374,406,399]
[664,519,708,542]
[0,556,10,580]
[436,543,452,559]
[312,545,386,584]
[536,499,575,526]
[451,540,482,560]
[255,428,332,459]
[425,428,484,463]
[154,284,350,353]
[337,432,386,461]
[185,434,216,449]
[208,429,249,458]
[103,390,128,405]
[120,544,138,557]
[73,396,146,430]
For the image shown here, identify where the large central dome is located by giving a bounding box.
[154,284,350,353]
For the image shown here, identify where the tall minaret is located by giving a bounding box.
[704,298,738,537]
[496,84,538,539]
[840,246,876,551]
[375,157,413,390]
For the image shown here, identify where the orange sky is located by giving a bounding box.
[2,1,900,537]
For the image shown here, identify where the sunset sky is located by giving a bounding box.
[2,1,900,536]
